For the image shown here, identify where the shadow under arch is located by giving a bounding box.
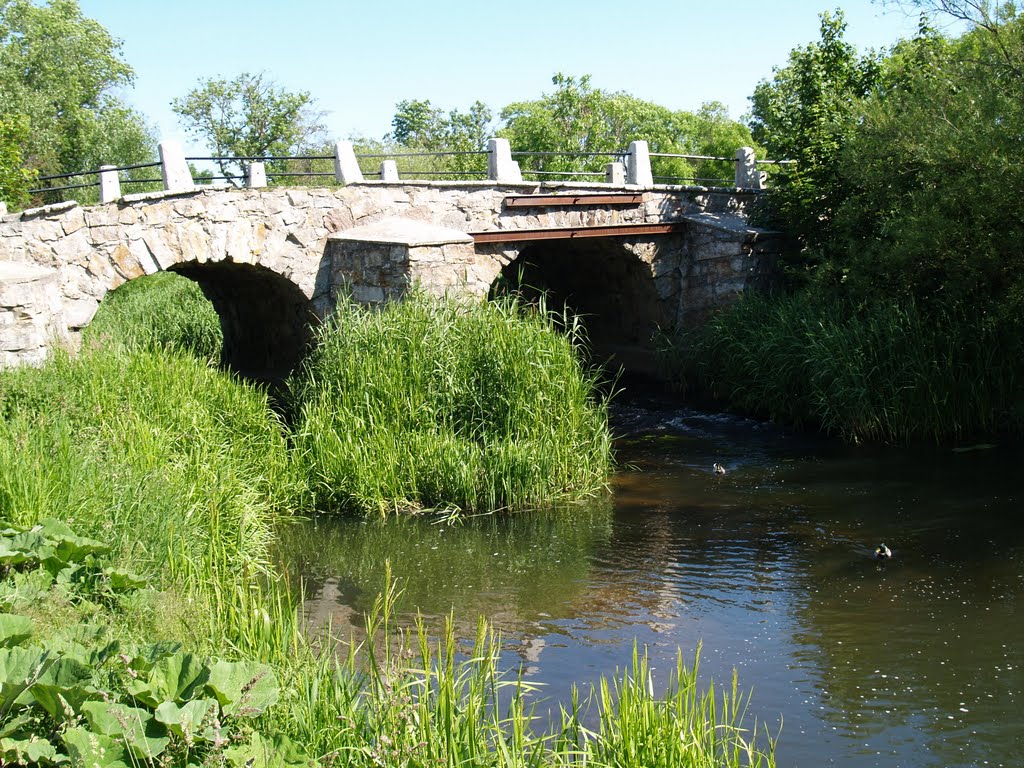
[170,260,318,382]
[489,239,664,374]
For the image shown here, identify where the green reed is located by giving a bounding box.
[82,271,223,361]
[246,573,777,768]
[659,292,1024,443]
[289,293,613,516]
[0,345,301,644]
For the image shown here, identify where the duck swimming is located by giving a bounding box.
[875,543,893,559]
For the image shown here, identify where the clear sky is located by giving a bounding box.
[77,0,935,154]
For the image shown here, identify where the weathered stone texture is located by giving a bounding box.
[0,182,777,368]
[0,262,68,367]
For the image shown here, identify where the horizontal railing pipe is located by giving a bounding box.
[18,136,794,205]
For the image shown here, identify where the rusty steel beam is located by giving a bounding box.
[503,193,644,207]
[470,222,685,243]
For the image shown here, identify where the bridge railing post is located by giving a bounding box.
[158,140,194,192]
[334,141,364,184]
[735,147,765,189]
[246,161,267,188]
[380,160,399,182]
[487,138,522,183]
[99,165,121,203]
[606,162,625,185]
[626,141,653,186]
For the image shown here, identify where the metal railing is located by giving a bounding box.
[17,139,795,208]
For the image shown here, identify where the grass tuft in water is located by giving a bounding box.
[289,293,613,515]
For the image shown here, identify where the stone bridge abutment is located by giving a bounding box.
[0,180,779,377]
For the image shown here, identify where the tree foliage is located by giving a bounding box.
[499,74,757,184]
[0,114,34,208]
[0,0,154,197]
[172,72,327,184]
[832,6,1024,319]
[748,11,882,263]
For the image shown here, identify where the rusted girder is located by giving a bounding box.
[470,222,685,243]
[503,193,644,207]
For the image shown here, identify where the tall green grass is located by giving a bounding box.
[256,577,778,768]
[289,293,613,515]
[0,281,780,766]
[658,292,1024,443]
[0,345,302,642]
[83,271,222,361]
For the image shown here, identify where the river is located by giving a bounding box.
[276,394,1023,767]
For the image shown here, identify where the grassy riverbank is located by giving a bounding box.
[0,280,777,766]
[658,292,1024,444]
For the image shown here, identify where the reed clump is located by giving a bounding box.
[0,344,302,644]
[82,271,223,361]
[289,293,613,515]
[658,292,1024,443]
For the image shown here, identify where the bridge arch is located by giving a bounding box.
[489,238,668,369]
[168,260,318,381]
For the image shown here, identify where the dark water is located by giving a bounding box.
[276,398,1024,768]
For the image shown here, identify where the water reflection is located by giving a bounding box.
[275,400,1024,768]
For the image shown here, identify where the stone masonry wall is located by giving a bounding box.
[0,181,773,369]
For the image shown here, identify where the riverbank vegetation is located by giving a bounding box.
[0,276,776,765]
[660,5,1024,444]
[290,294,612,516]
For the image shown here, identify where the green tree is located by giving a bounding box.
[382,98,493,179]
[0,0,154,195]
[172,72,327,184]
[833,9,1024,317]
[748,11,881,268]
[499,74,756,184]
[0,114,34,208]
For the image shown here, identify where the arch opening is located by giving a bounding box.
[489,239,664,374]
[170,261,318,382]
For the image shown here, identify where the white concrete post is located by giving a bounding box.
[487,138,522,183]
[158,141,194,191]
[98,165,121,203]
[735,147,762,189]
[380,160,399,182]
[334,141,364,184]
[0,202,7,216]
[626,141,653,186]
[246,161,267,188]
[605,162,625,185]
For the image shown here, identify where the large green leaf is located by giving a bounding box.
[0,735,61,765]
[102,567,147,592]
[206,660,279,717]
[127,641,181,675]
[0,646,51,710]
[224,732,312,768]
[154,698,218,739]
[62,726,129,768]
[127,652,208,708]
[1,531,52,565]
[31,657,99,720]
[81,701,169,760]
[0,615,33,648]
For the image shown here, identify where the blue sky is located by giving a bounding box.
[78,0,938,154]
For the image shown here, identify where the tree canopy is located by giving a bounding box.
[0,0,154,201]
[172,72,327,184]
[498,74,756,184]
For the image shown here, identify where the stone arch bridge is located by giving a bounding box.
[0,179,778,378]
